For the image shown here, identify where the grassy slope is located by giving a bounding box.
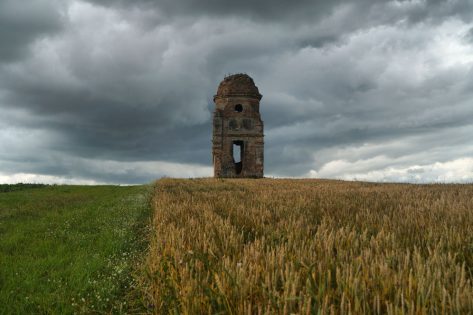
[143,178,473,314]
[0,184,151,314]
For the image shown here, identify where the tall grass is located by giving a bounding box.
[142,178,473,314]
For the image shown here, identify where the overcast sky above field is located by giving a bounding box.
[1,0,473,184]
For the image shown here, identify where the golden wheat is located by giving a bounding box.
[141,179,473,314]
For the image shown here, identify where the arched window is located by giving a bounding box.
[232,140,244,174]
[234,104,243,112]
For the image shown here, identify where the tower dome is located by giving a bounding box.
[215,73,262,100]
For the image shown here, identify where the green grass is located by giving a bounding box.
[0,184,152,314]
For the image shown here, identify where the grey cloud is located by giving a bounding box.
[0,8,217,166]
[0,0,64,62]
[83,0,473,30]
[85,0,343,21]
[464,26,473,42]
[406,0,473,23]
[258,20,473,176]
[1,0,473,183]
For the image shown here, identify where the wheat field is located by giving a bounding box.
[141,178,473,314]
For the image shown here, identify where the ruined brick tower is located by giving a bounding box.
[212,74,264,178]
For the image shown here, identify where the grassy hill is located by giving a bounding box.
[1,179,473,314]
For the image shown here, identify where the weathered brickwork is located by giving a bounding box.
[212,74,264,178]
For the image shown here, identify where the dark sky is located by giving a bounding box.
[1,0,473,184]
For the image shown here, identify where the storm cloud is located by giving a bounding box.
[1,0,472,184]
